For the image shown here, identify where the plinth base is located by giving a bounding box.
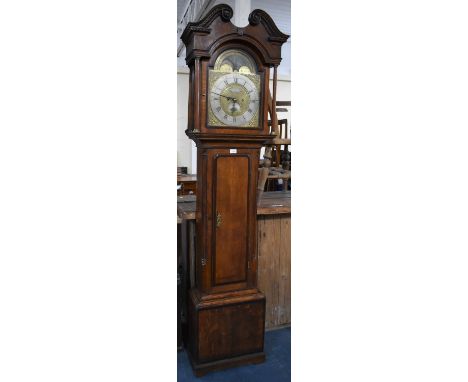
[188,350,265,377]
[186,289,266,376]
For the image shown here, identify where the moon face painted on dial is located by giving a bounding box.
[209,72,259,127]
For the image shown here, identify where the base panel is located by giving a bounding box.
[187,289,266,376]
[188,350,265,377]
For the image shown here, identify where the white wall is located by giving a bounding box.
[272,76,292,138]
[177,68,192,172]
[177,68,291,174]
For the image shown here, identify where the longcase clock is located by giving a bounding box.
[180,4,288,376]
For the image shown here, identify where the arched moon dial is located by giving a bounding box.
[209,72,259,127]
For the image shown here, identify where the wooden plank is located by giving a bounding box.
[257,215,282,329]
[270,138,291,145]
[257,191,290,199]
[177,174,197,182]
[271,215,281,328]
[256,217,270,327]
[177,198,197,220]
[257,191,290,215]
[257,198,290,215]
[177,194,197,202]
[278,216,291,326]
[188,220,196,288]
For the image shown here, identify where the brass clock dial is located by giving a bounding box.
[208,49,261,128]
[209,72,259,127]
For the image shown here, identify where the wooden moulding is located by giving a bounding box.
[189,351,265,377]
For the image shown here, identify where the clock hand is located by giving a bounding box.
[211,92,237,103]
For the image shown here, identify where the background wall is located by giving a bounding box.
[177,68,193,173]
[177,68,291,173]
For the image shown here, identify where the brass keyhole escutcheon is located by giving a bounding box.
[216,211,222,228]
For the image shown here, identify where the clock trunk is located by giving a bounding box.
[194,145,260,295]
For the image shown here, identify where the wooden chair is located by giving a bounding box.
[271,118,288,168]
[263,97,291,190]
[257,167,270,194]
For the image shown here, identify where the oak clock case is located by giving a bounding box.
[180,4,289,376]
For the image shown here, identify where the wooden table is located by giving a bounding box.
[177,191,291,330]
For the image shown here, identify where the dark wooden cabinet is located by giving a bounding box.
[180,4,288,376]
